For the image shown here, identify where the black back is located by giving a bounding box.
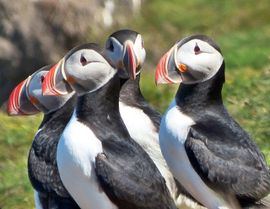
[28,96,80,209]
[76,74,176,209]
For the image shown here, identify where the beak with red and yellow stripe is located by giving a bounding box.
[42,58,73,96]
[123,40,140,80]
[155,44,186,85]
[7,77,39,116]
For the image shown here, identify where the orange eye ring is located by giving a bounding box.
[178,63,187,73]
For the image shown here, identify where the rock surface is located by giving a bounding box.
[0,0,141,106]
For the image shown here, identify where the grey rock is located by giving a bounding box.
[0,0,141,106]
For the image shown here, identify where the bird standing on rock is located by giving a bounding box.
[7,66,79,209]
[42,43,177,209]
[155,34,270,209]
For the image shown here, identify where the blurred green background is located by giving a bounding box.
[0,0,270,208]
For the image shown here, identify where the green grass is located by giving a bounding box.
[0,113,42,209]
[1,0,270,207]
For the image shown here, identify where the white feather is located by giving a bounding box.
[133,34,146,65]
[57,111,117,209]
[119,102,202,208]
[119,102,175,193]
[175,38,224,84]
[159,100,229,209]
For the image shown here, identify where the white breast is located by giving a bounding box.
[159,100,230,209]
[160,100,195,146]
[119,102,178,199]
[56,111,117,209]
[119,102,159,149]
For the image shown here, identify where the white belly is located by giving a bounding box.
[119,102,207,208]
[159,100,229,209]
[119,102,178,198]
[56,112,117,209]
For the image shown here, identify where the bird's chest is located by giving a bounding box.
[57,119,101,174]
[160,102,195,146]
[56,115,117,209]
[159,101,196,169]
[119,103,158,147]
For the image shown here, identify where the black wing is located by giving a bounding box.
[28,129,70,198]
[28,98,76,199]
[95,135,176,209]
[37,192,80,209]
[185,114,270,201]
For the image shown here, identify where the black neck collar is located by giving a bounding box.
[119,74,145,105]
[76,74,130,139]
[176,62,225,113]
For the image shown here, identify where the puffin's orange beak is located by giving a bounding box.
[124,41,138,80]
[7,79,39,116]
[42,63,62,95]
[155,46,177,85]
[42,59,71,96]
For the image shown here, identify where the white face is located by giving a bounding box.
[132,34,146,68]
[105,37,124,68]
[64,49,117,95]
[174,38,224,84]
[105,34,146,74]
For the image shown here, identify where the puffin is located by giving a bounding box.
[104,29,181,203]
[42,43,177,209]
[155,34,270,208]
[43,29,201,208]
[7,66,79,209]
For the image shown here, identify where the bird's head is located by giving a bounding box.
[42,43,117,96]
[7,66,74,116]
[155,34,224,85]
[104,29,146,80]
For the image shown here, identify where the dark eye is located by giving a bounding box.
[80,55,87,66]
[40,75,45,83]
[194,44,200,54]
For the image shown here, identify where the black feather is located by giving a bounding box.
[76,74,177,209]
[28,96,80,208]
